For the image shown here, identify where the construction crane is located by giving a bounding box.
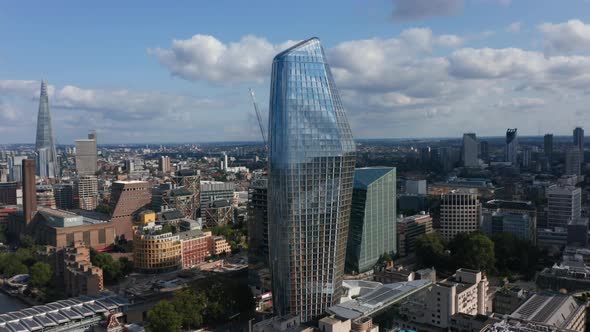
[249,88,268,150]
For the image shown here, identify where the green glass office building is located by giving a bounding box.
[346,167,397,274]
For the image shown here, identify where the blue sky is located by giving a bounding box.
[2,0,590,143]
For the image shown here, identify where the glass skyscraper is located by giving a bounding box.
[268,37,356,322]
[505,128,518,165]
[35,80,59,178]
[345,167,396,274]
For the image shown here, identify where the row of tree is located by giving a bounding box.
[146,276,255,332]
[415,231,540,279]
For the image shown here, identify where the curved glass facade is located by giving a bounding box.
[268,37,356,322]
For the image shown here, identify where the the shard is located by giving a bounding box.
[35,80,59,178]
[268,38,356,322]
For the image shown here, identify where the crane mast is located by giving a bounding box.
[249,88,268,150]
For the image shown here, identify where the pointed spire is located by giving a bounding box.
[35,80,58,178]
[40,80,48,96]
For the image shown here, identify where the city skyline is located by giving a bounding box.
[2,1,590,143]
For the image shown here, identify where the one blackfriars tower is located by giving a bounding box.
[268,38,356,322]
[35,80,59,178]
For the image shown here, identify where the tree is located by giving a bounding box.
[450,232,495,273]
[95,204,112,214]
[3,256,28,277]
[91,252,123,283]
[415,233,446,268]
[173,288,206,329]
[19,235,35,248]
[147,300,182,332]
[29,262,53,287]
[119,257,134,276]
[492,233,538,280]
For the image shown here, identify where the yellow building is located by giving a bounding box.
[133,225,181,273]
[138,210,156,224]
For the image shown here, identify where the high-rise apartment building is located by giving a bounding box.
[345,167,396,274]
[566,146,582,176]
[159,156,171,173]
[109,181,151,239]
[22,159,37,224]
[268,38,356,322]
[75,176,98,211]
[36,185,56,209]
[248,178,268,263]
[124,159,134,173]
[439,188,481,242]
[75,131,97,176]
[462,133,478,167]
[8,156,26,182]
[547,184,581,228]
[35,80,59,178]
[505,128,518,165]
[544,133,553,161]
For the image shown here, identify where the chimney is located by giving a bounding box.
[22,159,37,223]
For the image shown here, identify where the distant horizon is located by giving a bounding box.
[1,134,584,147]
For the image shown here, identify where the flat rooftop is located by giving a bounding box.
[327,279,432,320]
[37,207,78,219]
[0,292,128,330]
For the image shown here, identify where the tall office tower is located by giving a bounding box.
[22,159,37,224]
[35,80,59,178]
[505,128,518,165]
[53,183,74,209]
[223,153,229,171]
[574,127,584,152]
[439,189,481,242]
[462,133,478,167]
[75,131,97,176]
[75,176,98,211]
[158,156,171,173]
[345,167,396,274]
[8,156,26,182]
[565,146,582,176]
[109,181,151,240]
[479,141,489,161]
[547,184,581,228]
[544,134,554,161]
[268,38,356,322]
